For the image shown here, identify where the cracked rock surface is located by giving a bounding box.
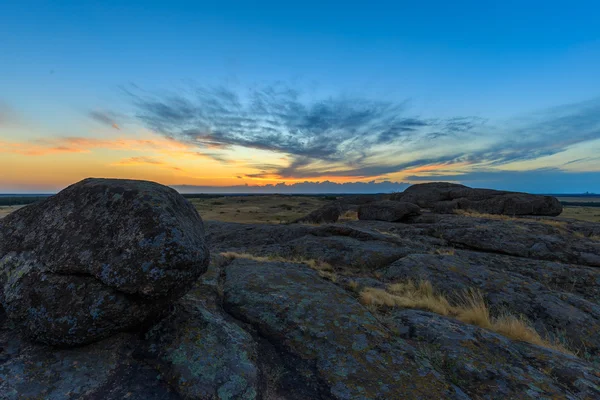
[1,188,600,399]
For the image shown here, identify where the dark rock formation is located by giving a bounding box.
[358,200,421,222]
[389,309,600,399]
[0,178,209,346]
[392,182,563,216]
[1,182,599,399]
[293,202,343,224]
[223,259,459,399]
[0,307,179,399]
[137,294,259,399]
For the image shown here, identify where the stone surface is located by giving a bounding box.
[0,178,209,345]
[137,294,259,399]
[392,182,563,216]
[381,251,600,355]
[294,202,343,224]
[223,259,459,399]
[1,185,599,398]
[388,309,600,399]
[358,200,421,222]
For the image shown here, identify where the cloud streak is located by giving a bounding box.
[88,110,122,130]
[127,83,484,178]
[125,83,600,181]
[172,180,411,194]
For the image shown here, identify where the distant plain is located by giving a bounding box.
[1,195,599,223]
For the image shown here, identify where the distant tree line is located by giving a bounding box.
[0,196,50,206]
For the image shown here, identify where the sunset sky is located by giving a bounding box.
[1,1,599,193]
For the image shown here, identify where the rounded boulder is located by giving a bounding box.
[0,178,210,346]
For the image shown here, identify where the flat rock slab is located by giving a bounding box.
[0,178,209,345]
[388,309,600,399]
[381,252,600,355]
[223,259,461,399]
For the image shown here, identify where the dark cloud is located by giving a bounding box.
[127,83,483,177]
[172,180,411,194]
[126,83,600,180]
[88,110,122,130]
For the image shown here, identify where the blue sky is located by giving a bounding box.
[1,1,599,193]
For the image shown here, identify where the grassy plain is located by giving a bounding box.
[187,195,330,223]
[1,195,599,224]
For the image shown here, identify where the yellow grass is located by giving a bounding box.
[360,280,572,355]
[339,210,359,221]
[189,195,327,224]
[454,209,573,229]
[220,251,336,281]
[433,247,456,256]
[453,209,517,220]
[560,206,600,223]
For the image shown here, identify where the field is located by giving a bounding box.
[0,206,22,219]
[187,195,330,223]
[1,196,599,223]
[560,206,600,223]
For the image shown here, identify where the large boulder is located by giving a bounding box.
[0,178,209,346]
[392,182,562,216]
[358,200,421,222]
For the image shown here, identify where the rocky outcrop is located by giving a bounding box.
[389,309,600,399]
[381,251,600,353]
[392,182,563,216]
[0,307,179,399]
[223,259,459,399]
[1,181,599,399]
[0,178,209,345]
[358,200,421,222]
[137,294,259,399]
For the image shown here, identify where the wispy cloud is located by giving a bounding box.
[172,180,411,194]
[126,83,484,178]
[112,156,182,171]
[88,110,122,130]
[0,136,191,156]
[125,82,600,181]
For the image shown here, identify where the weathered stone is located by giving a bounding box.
[358,200,421,222]
[0,308,178,400]
[392,182,563,216]
[0,178,209,345]
[381,251,600,355]
[223,259,459,399]
[137,294,259,399]
[388,309,600,399]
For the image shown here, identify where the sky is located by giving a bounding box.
[1,0,599,193]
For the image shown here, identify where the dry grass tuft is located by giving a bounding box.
[453,209,517,220]
[339,210,359,221]
[433,247,456,256]
[360,280,572,355]
[537,219,568,228]
[220,251,336,278]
